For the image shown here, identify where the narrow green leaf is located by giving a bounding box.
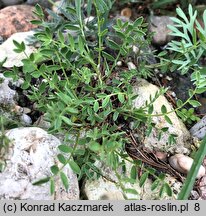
[118,94,125,103]
[50,178,55,195]
[34,3,44,18]
[13,40,21,49]
[93,101,99,112]
[65,24,79,31]
[68,160,81,174]
[196,87,206,94]
[100,29,108,37]
[148,105,154,114]
[32,177,50,186]
[102,51,115,61]
[30,19,42,25]
[159,184,165,197]
[78,36,84,54]
[107,39,120,50]
[102,96,110,108]
[189,100,201,107]
[65,107,79,114]
[139,172,148,187]
[75,0,81,20]
[124,188,138,195]
[58,30,65,44]
[50,165,59,175]
[68,34,75,50]
[61,116,82,126]
[60,171,69,191]
[133,16,143,26]
[164,115,172,125]
[164,183,173,197]
[57,154,67,165]
[58,145,72,153]
[176,99,183,107]
[113,111,119,121]
[161,105,167,114]
[130,165,137,180]
[188,89,193,97]
[151,179,160,191]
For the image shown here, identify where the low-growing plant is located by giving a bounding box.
[0,117,10,172]
[2,1,206,199]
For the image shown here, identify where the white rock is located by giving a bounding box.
[190,115,206,140]
[132,78,191,154]
[169,154,205,179]
[132,45,139,54]
[127,62,136,70]
[0,31,36,68]
[116,61,122,66]
[0,127,79,200]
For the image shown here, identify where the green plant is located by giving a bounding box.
[27,1,173,198]
[0,117,10,172]
[3,1,206,199]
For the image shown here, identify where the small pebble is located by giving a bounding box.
[116,61,122,66]
[166,75,173,81]
[190,190,200,200]
[132,45,139,54]
[20,113,32,125]
[127,62,136,70]
[171,91,176,98]
[169,154,205,179]
[155,151,167,161]
[23,107,31,114]
[120,8,132,19]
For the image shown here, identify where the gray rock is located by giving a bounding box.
[20,113,32,125]
[1,0,24,6]
[190,115,206,140]
[0,74,31,127]
[0,31,36,68]
[148,16,174,46]
[0,127,79,200]
[0,74,16,105]
[132,78,191,154]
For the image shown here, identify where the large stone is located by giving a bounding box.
[148,16,174,46]
[0,127,79,200]
[190,115,206,140]
[0,5,37,39]
[132,78,191,154]
[0,31,36,68]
